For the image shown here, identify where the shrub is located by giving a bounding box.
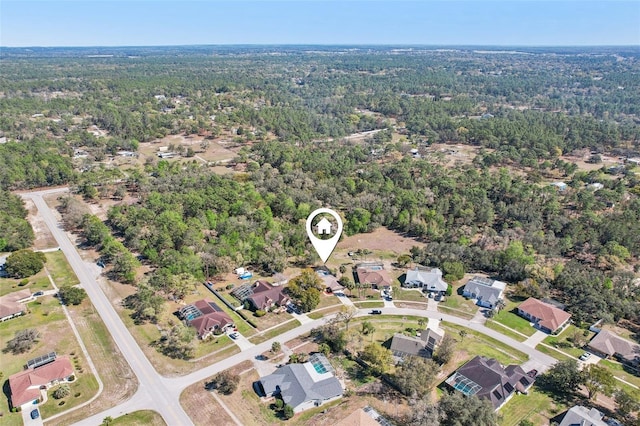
[283,404,294,419]
[226,283,234,290]
[255,309,266,317]
[445,284,453,296]
[53,384,71,399]
[19,279,29,286]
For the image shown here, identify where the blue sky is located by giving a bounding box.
[1,1,639,47]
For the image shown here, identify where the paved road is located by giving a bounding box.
[22,187,558,426]
[22,189,193,426]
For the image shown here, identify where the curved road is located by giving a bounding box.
[22,188,556,426]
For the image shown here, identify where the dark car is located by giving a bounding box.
[369,310,382,315]
[34,291,44,297]
[526,369,538,378]
[30,409,40,419]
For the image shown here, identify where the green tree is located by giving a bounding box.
[58,286,88,305]
[393,356,440,398]
[205,371,240,395]
[615,389,640,419]
[52,384,71,399]
[282,404,294,420]
[5,249,46,278]
[538,359,584,394]
[338,275,355,295]
[583,364,615,400]
[360,343,392,375]
[442,260,465,282]
[361,321,375,335]
[156,323,196,360]
[271,341,282,353]
[439,392,498,426]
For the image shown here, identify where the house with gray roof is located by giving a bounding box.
[558,405,607,426]
[587,330,640,371]
[445,356,534,410]
[462,276,506,309]
[390,328,443,360]
[257,353,343,413]
[403,267,448,293]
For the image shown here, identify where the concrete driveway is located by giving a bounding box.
[229,331,254,351]
[21,405,43,426]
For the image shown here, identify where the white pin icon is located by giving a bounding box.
[306,208,343,263]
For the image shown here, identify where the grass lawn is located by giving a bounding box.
[0,273,51,297]
[108,410,166,426]
[543,325,593,358]
[441,322,528,365]
[39,373,100,418]
[499,388,566,426]
[491,303,535,336]
[392,287,427,302]
[353,301,384,308]
[193,334,236,359]
[45,251,80,287]
[216,290,241,308]
[308,305,346,320]
[315,294,341,310]
[535,343,573,361]
[438,286,478,318]
[484,321,528,342]
[249,319,301,345]
[438,305,475,320]
[599,359,640,389]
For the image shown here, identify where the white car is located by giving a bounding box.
[579,352,591,361]
[229,332,240,339]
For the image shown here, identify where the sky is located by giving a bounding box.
[1,1,639,47]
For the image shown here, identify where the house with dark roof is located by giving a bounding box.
[247,281,290,311]
[403,267,448,293]
[0,289,33,322]
[9,356,74,408]
[179,299,233,339]
[517,297,571,334]
[587,330,640,371]
[462,276,505,309]
[257,353,343,413]
[558,405,607,426]
[355,263,392,289]
[390,328,443,359]
[445,356,534,410]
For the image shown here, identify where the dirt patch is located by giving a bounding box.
[395,301,427,310]
[180,379,236,426]
[24,198,58,249]
[336,227,425,254]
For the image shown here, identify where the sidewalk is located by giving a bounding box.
[523,330,548,348]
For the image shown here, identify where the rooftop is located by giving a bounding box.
[518,297,572,333]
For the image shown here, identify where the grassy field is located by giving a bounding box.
[599,359,640,389]
[353,301,385,308]
[307,305,345,320]
[108,410,167,426]
[392,287,427,302]
[438,305,475,320]
[491,303,536,337]
[39,373,100,418]
[535,343,573,361]
[484,320,528,342]
[543,325,593,358]
[0,272,50,297]
[499,388,566,426]
[441,322,529,365]
[249,319,301,344]
[45,251,80,287]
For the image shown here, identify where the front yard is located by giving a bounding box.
[498,388,566,426]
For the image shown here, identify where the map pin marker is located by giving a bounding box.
[306,208,343,264]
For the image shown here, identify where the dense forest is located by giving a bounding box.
[1,46,639,324]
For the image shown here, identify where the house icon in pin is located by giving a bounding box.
[316,217,333,235]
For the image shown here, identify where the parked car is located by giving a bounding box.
[229,332,240,339]
[369,310,382,315]
[34,291,44,297]
[526,369,538,378]
[579,352,591,361]
[97,260,105,268]
[30,409,40,419]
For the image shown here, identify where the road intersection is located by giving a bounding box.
[21,187,557,426]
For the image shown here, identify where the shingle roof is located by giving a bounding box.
[518,297,571,333]
[335,408,380,426]
[260,359,343,412]
[445,356,533,410]
[558,405,607,426]
[390,328,443,358]
[587,330,640,362]
[405,267,448,292]
[9,357,74,407]
[463,277,505,305]
[247,281,290,310]
[0,290,32,319]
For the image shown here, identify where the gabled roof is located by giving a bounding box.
[259,355,343,412]
[247,281,290,310]
[0,290,31,319]
[9,357,74,407]
[518,297,571,333]
[587,330,640,362]
[558,405,607,426]
[445,356,533,410]
[405,267,448,292]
